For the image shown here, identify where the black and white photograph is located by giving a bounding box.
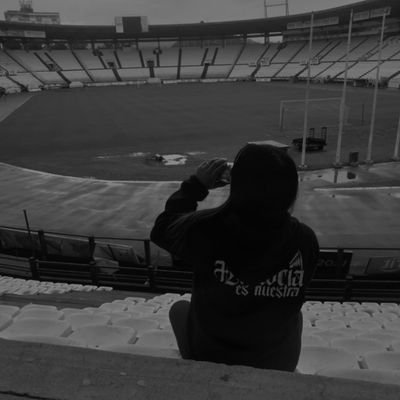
[0,0,399,398]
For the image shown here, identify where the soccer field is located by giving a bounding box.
[0,82,399,181]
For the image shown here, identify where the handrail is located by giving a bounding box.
[1,224,399,251]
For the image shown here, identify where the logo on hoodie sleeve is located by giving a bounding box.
[213,251,304,298]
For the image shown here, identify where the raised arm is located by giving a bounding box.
[150,159,228,258]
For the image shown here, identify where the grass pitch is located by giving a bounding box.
[0,81,399,181]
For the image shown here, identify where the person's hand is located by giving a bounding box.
[195,158,228,189]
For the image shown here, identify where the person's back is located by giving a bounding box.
[150,144,319,371]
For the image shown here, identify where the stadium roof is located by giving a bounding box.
[0,0,399,41]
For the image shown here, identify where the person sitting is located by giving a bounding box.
[150,144,319,371]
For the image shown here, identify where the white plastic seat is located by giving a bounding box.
[142,314,171,329]
[99,303,127,313]
[384,321,400,331]
[317,368,400,386]
[0,314,12,331]
[303,319,312,328]
[101,344,181,359]
[316,311,343,320]
[141,301,161,311]
[302,335,328,347]
[373,312,398,322]
[315,319,347,330]
[135,329,178,349]
[127,305,156,315]
[363,351,400,370]
[69,325,137,348]
[113,318,159,335]
[112,299,136,307]
[350,319,382,331]
[330,327,364,338]
[61,308,91,318]
[124,297,146,304]
[330,316,358,327]
[0,305,20,317]
[15,309,63,321]
[297,346,358,374]
[331,338,388,356]
[344,311,370,319]
[155,308,171,316]
[309,305,332,313]
[302,327,322,336]
[302,311,317,323]
[313,330,347,343]
[391,341,400,351]
[0,318,71,338]
[358,331,399,346]
[97,312,133,323]
[7,335,84,347]
[380,303,399,310]
[66,313,111,330]
[332,303,355,311]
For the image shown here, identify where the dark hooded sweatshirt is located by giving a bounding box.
[150,150,319,371]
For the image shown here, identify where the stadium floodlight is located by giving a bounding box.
[264,0,289,18]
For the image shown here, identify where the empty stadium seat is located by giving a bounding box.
[317,368,400,386]
[0,318,71,338]
[392,341,400,351]
[99,303,127,313]
[358,331,399,347]
[331,326,363,336]
[349,319,382,331]
[135,329,178,349]
[96,312,133,323]
[313,329,348,343]
[331,338,388,356]
[315,319,347,330]
[124,297,146,304]
[113,318,159,335]
[363,352,400,371]
[15,309,63,321]
[127,304,156,315]
[66,313,111,330]
[301,335,328,347]
[384,320,400,331]
[60,308,91,318]
[297,346,358,374]
[69,325,137,348]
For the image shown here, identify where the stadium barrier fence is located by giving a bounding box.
[0,225,399,300]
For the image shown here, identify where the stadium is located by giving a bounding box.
[0,0,400,397]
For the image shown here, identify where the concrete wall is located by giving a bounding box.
[0,339,399,400]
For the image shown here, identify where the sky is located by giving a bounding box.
[0,0,360,25]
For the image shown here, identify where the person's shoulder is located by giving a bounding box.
[289,217,318,245]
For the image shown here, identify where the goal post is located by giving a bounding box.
[279,97,349,132]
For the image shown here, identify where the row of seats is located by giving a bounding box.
[0,275,112,294]
[0,36,399,89]
[0,295,399,380]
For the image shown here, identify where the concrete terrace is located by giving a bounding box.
[0,161,399,249]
